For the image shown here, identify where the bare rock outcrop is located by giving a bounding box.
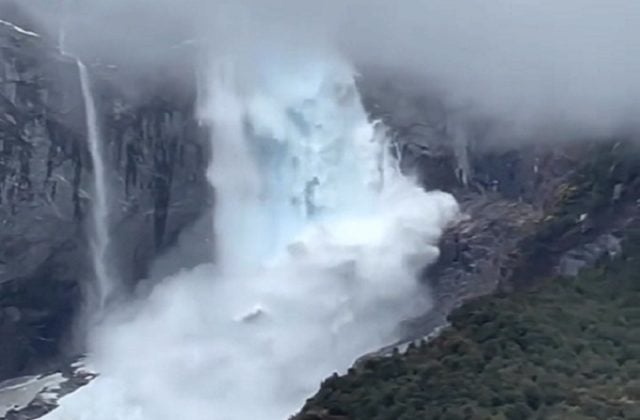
[0,16,209,380]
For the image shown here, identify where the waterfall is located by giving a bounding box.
[205,60,264,271]
[40,56,458,420]
[77,61,114,311]
[57,0,69,54]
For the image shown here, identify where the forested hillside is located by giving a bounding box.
[297,232,640,420]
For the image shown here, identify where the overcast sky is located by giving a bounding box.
[16,0,640,136]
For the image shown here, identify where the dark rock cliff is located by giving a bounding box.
[358,68,640,344]
[0,19,209,380]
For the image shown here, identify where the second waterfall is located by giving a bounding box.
[77,60,114,311]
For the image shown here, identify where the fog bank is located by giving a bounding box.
[15,0,640,136]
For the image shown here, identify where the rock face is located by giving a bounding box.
[358,67,640,346]
[0,19,209,380]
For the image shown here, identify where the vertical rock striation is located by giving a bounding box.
[0,18,209,380]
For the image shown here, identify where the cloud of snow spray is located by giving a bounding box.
[40,45,458,420]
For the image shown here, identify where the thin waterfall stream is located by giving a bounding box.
[77,60,114,311]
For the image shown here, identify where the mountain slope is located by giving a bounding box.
[296,230,640,420]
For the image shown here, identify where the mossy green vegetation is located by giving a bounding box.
[299,232,640,420]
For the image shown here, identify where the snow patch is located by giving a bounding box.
[0,19,40,38]
[0,373,64,417]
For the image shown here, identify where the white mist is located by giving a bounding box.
[41,55,458,420]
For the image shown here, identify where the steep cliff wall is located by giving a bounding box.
[0,20,208,380]
[358,67,640,343]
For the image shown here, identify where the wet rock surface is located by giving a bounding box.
[359,67,640,348]
[556,233,622,277]
[0,17,209,381]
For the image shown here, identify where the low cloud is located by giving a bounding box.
[15,0,640,136]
